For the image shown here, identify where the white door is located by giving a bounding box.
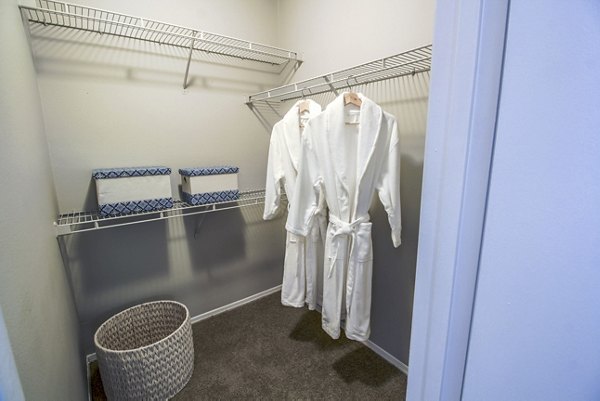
[407,0,600,400]
[461,1,600,400]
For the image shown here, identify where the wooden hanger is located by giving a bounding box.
[298,100,311,114]
[344,92,362,107]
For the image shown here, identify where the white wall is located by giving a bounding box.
[35,0,283,211]
[276,0,435,364]
[276,0,435,81]
[462,1,600,400]
[30,0,289,355]
[0,0,86,399]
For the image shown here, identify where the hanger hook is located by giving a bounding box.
[346,75,354,92]
[301,88,308,99]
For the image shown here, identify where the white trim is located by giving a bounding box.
[85,353,95,401]
[190,285,282,324]
[85,285,282,363]
[84,286,410,398]
[406,0,510,400]
[363,339,409,376]
[314,303,409,375]
[85,285,282,400]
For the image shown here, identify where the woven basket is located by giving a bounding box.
[94,301,194,401]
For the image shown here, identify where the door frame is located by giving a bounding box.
[406,0,510,400]
[0,308,25,401]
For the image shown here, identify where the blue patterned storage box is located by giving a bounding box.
[179,166,239,205]
[93,166,173,217]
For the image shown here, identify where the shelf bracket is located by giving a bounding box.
[323,74,339,97]
[183,31,199,89]
[266,101,283,119]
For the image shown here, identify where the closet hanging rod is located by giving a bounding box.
[247,44,432,104]
[19,0,299,66]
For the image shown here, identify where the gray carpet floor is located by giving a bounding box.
[91,291,407,400]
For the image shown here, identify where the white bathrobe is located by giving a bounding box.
[263,99,326,310]
[286,93,401,341]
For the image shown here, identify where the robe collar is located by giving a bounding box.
[282,99,322,171]
[326,92,383,196]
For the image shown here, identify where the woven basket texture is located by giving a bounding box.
[94,301,194,401]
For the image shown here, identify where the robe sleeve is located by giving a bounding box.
[286,127,321,236]
[377,118,402,247]
[263,130,284,220]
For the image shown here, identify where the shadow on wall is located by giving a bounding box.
[257,73,429,364]
[82,179,97,215]
[184,209,246,274]
[368,73,429,364]
[57,220,171,315]
[56,202,287,355]
[369,151,424,362]
[25,23,294,92]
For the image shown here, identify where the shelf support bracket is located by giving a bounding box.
[266,101,283,119]
[183,31,198,89]
[323,74,339,97]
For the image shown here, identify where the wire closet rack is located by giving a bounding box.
[19,0,300,88]
[54,189,284,236]
[247,44,432,105]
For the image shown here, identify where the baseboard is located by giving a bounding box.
[190,285,282,324]
[85,353,95,401]
[83,285,409,399]
[363,339,409,375]
[85,285,282,368]
[314,302,409,375]
[85,285,282,399]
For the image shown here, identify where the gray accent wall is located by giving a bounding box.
[59,209,286,355]
[275,0,435,365]
[0,0,86,399]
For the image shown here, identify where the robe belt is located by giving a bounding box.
[327,214,370,279]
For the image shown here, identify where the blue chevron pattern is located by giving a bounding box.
[92,166,171,180]
[98,197,174,217]
[182,190,239,206]
[179,166,239,177]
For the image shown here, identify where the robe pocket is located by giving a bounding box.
[287,232,302,244]
[355,223,373,262]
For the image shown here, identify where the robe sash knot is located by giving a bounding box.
[327,214,370,278]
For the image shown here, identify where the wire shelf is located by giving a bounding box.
[247,44,432,104]
[54,189,284,236]
[20,0,298,67]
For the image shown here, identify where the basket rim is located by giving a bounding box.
[93,300,190,354]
